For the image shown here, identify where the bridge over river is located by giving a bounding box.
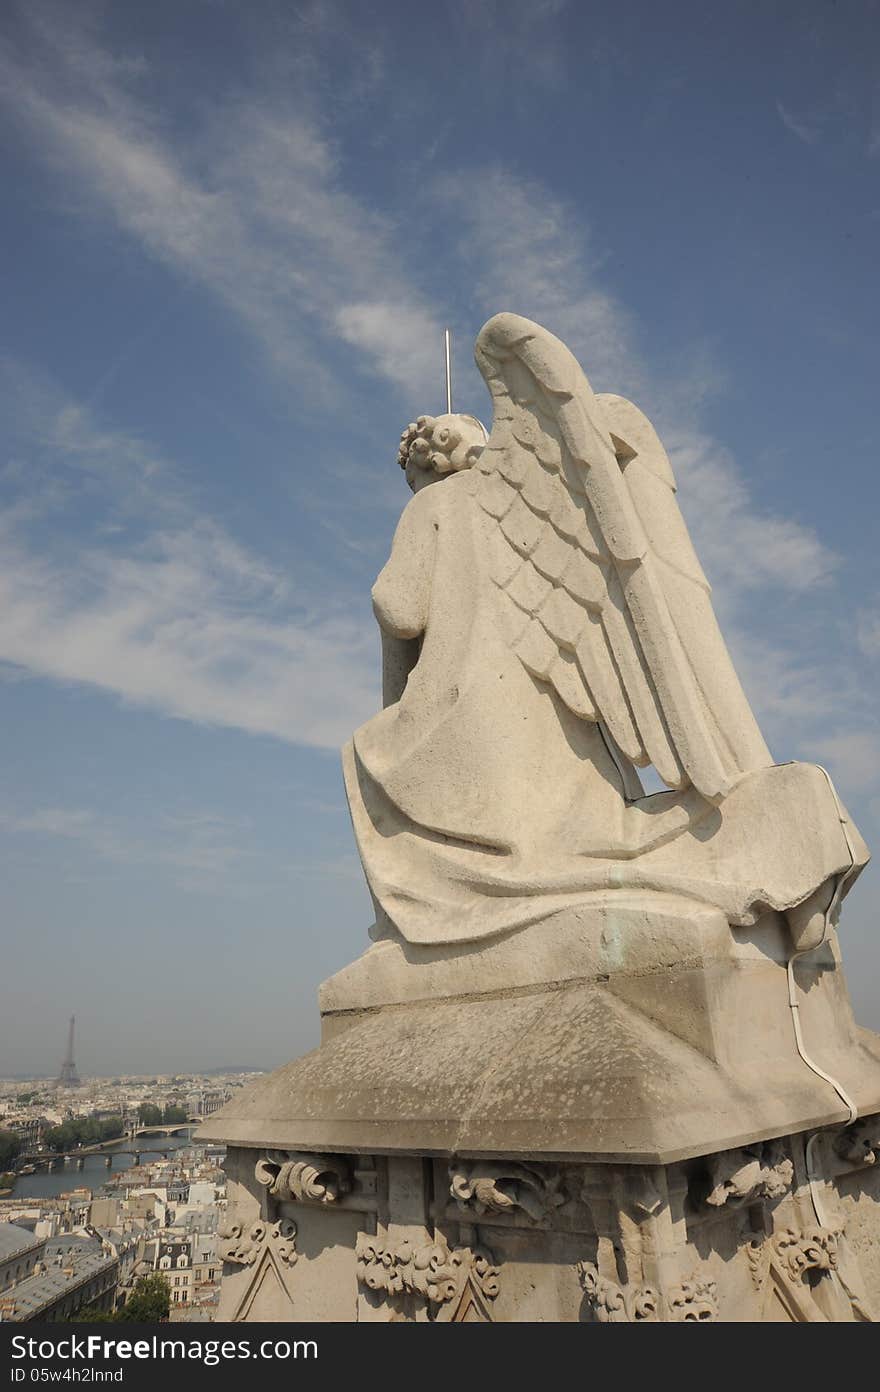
[10,1130,225,1198]
[16,1126,194,1170]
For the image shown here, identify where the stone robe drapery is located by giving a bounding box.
[343,470,868,945]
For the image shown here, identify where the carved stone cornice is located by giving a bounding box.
[255,1151,352,1204]
[705,1140,793,1209]
[218,1217,298,1267]
[356,1234,499,1314]
[449,1160,565,1224]
[577,1263,658,1322]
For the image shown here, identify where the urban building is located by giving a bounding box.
[0,1237,117,1322]
[0,1224,46,1292]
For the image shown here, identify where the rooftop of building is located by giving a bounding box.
[0,1246,117,1321]
[0,1223,43,1263]
[45,1235,102,1258]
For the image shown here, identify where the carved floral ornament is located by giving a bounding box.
[577,1263,718,1323]
[748,1225,840,1290]
[255,1151,352,1204]
[448,1160,565,1223]
[577,1264,658,1323]
[356,1234,499,1315]
[218,1218,298,1267]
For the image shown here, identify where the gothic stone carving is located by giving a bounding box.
[255,1151,352,1204]
[834,1116,880,1168]
[745,1224,863,1322]
[578,1263,716,1322]
[667,1276,719,1321]
[356,1234,499,1314]
[218,1218,298,1267]
[774,1226,840,1284]
[449,1160,565,1223]
[748,1225,840,1297]
[577,1264,659,1322]
[705,1140,794,1208]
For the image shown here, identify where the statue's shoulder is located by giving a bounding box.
[396,470,476,534]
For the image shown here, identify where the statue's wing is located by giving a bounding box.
[473,313,772,801]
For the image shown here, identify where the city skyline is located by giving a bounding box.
[1,0,878,1074]
[3,1014,268,1081]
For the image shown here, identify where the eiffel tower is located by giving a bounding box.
[57,1015,81,1088]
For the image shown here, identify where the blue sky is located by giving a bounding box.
[0,0,878,1075]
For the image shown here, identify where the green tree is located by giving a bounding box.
[0,1130,23,1167]
[44,1115,124,1152]
[117,1273,170,1322]
[66,1306,116,1323]
[136,1103,162,1127]
[162,1105,187,1124]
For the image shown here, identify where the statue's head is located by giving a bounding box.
[398,413,487,492]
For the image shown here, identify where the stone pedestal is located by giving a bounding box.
[199,894,880,1322]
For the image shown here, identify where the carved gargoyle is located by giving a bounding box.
[449,1160,565,1223]
[255,1151,352,1204]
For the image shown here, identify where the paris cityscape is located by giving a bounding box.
[0,1016,253,1322]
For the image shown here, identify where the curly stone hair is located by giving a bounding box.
[397,414,487,486]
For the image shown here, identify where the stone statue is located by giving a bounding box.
[344,313,868,950]
[205,312,880,1325]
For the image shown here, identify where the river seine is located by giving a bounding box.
[11,1130,201,1199]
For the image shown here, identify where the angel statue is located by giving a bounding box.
[343,314,868,954]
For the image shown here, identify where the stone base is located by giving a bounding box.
[200,894,880,1320]
[212,1125,880,1321]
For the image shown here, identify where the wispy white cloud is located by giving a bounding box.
[0,804,248,876]
[444,169,638,391]
[0,361,378,747]
[777,100,821,146]
[663,425,836,596]
[0,801,363,894]
[857,604,880,660]
[0,514,377,748]
[335,302,443,404]
[718,623,880,812]
[809,732,880,794]
[0,10,443,401]
[451,0,572,89]
[0,355,181,528]
[723,625,863,738]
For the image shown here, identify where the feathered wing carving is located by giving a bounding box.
[473,313,772,801]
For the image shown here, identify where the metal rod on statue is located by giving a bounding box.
[444,328,452,414]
